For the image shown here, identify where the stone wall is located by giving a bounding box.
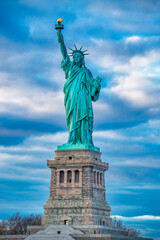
[0,235,27,240]
[49,168,56,198]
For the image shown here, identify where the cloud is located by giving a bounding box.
[0,168,49,182]
[113,215,160,221]
[0,87,64,117]
[0,86,65,123]
[94,130,126,140]
[112,159,160,169]
[125,35,142,43]
[1,121,159,184]
[0,49,66,122]
[87,37,160,125]
[0,131,68,171]
[124,184,160,190]
[87,0,160,35]
[95,119,160,144]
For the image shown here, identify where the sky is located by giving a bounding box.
[0,0,160,238]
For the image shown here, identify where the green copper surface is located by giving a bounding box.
[56,23,101,152]
[57,143,100,152]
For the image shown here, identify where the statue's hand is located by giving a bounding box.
[57,30,63,43]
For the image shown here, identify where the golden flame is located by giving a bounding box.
[57,18,64,24]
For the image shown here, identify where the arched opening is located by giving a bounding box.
[60,171,64,183]
[97,172,99,184]
[64,220,69,225]
[100,173,102,185]
[94,171,96,184]
[67,170,72,183]
[100,219,105,226]
[75,170,79,183]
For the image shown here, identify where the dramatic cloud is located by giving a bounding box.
[113,215,160,221]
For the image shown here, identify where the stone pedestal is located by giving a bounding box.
[42,149,112,226]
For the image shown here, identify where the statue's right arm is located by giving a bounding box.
[57,30,68,60]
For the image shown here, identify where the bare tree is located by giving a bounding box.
[0,213,42,235]
[112,216,140,237]
[125,226,141,237]
[112,217,123,228]
[0,220,8,235]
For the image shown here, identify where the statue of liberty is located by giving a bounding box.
[55,19,101,152]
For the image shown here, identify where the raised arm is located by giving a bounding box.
[56,30,68,60]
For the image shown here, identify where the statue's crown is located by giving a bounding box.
[68,45,89,57]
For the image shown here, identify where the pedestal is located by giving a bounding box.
[42,149,112,226]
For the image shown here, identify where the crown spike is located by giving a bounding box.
[68,45,89,57]
[69,47,74,51]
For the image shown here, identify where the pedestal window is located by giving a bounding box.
[67,170,72,183]
[97,172,99,184]
[94,171,96,184]
[75,170,79,183]
[60,171,64,183]
[100,173,102,185]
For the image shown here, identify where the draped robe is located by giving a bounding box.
[61,55,100,146]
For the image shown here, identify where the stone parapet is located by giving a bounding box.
[47,159,108,171]
[47,150,108,171]
[0,236,27,240]
[55,149,101,159]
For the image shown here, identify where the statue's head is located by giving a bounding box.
[73,52,84,67]
[68,45,89,67]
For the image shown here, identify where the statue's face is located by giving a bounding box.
[73,53,83,66]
